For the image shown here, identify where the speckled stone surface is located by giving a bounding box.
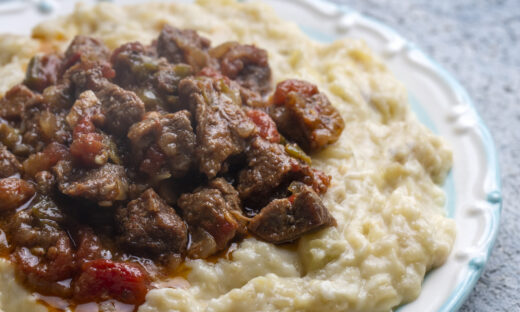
[328,0,520,310]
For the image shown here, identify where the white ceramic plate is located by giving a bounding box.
[0,0,502,311]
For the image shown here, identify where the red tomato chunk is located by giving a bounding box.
[272,79,318,105]
[73,259,150,305]
[246,110,280,143]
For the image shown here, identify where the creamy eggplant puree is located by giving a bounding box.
[0,0,456,311]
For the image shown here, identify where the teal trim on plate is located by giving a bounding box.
[299,1,502,311]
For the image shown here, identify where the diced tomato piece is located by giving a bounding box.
[74,118,96,138]
[301,168,331,195]
[246,110,280,143]
[272,79,318,105]
[70,132,106,167]
[73,259,150,305]
[22,142,70,177]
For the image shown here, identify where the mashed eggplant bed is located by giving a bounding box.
[0,1,456,312]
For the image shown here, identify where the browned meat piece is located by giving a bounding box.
[65,61,115,95]
[63,36,111,70]
[153,62,193,96]
[177,178,246,256]
[128,110,195,178]
[54,161,129,206]
[64,60,144,137]
[24,54,62,93]
[22,142,70,178]
[112,41,193,112]
[179,77,255,178]
[0,178,35,212]
[269,79,345,152]
[198,66,265,107]
[237,136,298,201]
[211,42,272,96]
[116,188,188,257]
[111,41,153,87]
[8,196,76,296]
[0,143,22,178]
[157,25,211,72]
[42,82,75,111]
[248,183,335,243]
[0,84,42,120]
[95,83,145,136]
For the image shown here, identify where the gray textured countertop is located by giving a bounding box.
[328,0,519,311]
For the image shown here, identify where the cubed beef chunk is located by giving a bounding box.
[64,60,144,137]
[0,84,42,120]
[95,83,145,136]
[63,36,111,70]
[270,79,345,152]
[116,188,187,257]
[54,161,128,206]
[8,196,76,296]
[42,82,75,111]
[65,61,115,95]
[111,41,193,112]
[24,54,62,93]
[178,178,246,257]
[248,183,336,243]
[153,62,193,97]
[0,178,35,212]
[237,136,298,201]
[157,25,211,72]
[111,41,154,87]
[179,77,255,178]
[128,110,195,178]
[0,143,22,178]
[211,42,272,96]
